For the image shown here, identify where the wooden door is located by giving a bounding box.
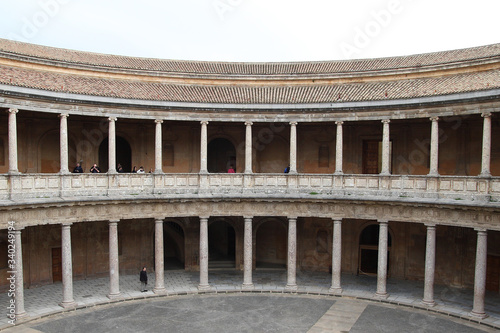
[52,247,62,282]
[363,140,379,174]
[486,255,500,292]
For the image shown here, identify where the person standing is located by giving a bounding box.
[72,163,83,173]
[139,266,148,292]
[90,163,100,173]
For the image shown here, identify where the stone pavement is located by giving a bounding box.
[1,270,499,331]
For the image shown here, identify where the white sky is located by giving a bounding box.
[0,0,499,62]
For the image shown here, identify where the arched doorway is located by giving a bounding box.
[164,221,185,270]
[358,224,392,275]
[256,219,287,269]
[207,138,236,173]
[208,220,235,269]
[98,136,132,172]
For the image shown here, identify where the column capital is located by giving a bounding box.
[424,223,437,228]
[200,120,209,125]
[481,112,492,118]
[8,108,18,114]
[109,219,120,225]
[335,121,344,125]
[108,117,117,122]
[245,121,253,126]
[243,216,253,220]
[154,218,164,223]
[155,119,164,124]
[381,119,390,124]
[474,228,488,233]
[199,216,210,221]
[429,116,439,122]
[59,113,69,119]
[287,216,298,221]
[289,121,298,126]
[378,220,389,224]
[332,218,342,224]
[61,222,73,227]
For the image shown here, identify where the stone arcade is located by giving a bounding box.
[0,38,499,325]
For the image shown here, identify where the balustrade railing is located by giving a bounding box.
[0,173,498,204]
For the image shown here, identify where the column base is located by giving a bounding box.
[285,284,298,292]
[59,301,77,309]
[329,287,342,295]
[153,287,167,295]
[427,172,439,177]
[198,284,211,291]
[421,299,436,307]
[107,292,122,300]
[375,292,389,299]
[14,310,28,319]
[479,172,491,178]
[242,283,254,291]
[469,310,488,319]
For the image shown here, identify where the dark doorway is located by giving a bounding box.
[52,247,62,282]
[362,140,380,174]
[208,220,235,269]
[256,219,287,269]
[486,255,500,292]
[358,224,392,275]
[208,138,236,173]
[163,222,185,270]
[99,136,132,172]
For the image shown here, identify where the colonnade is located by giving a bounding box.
[5,108,494,176]
[9,217,490,320]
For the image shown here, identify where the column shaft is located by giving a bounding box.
[242,217,254,289]
[286,217,298,291]
[155,120,163,173]
[200,121,208,173]
[13,228,27,318]
[154,219,166,293]
[289,122,297,174]
[381,120,390,175]
[59,114,69,174]
[480,113,492,176]
[198,217,210,290]
[422,224,436,306]
[244,122,253,173]
[335,121,343,174]
[107,220,121,298]
[429,117,439,176]
[470,229,488,318]
[8,108,18,173]
[329,219,342,293]
[376,221,389,298]
[60,223,76,308]
[108,118,117,173]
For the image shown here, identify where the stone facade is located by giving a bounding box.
[0,39,500,319]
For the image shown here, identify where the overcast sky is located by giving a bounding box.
[0,0,499,62]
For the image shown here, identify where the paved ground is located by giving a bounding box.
[1,270,499,332]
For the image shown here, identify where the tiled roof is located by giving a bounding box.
[1,38,500,77]
[1,64,499,104]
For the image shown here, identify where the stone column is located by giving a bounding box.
[375,220,389,298]
[244,121,253,174]
[8,108,19,174]
[198,217,210,290]
[470,229,488,318]
[289,122,298,174]
[200,121,209,173]
[422,224,436,306]
[480,113,492,177]
[329,219,342,294]
[13,228,27,318]
[153,219,166,293]
[60,223,76,308]
[428,117,439,176]
[285,217,298,291]
[381,119,391,175]
[107,220,121,299]
[335,121,343,174]
[242,216,254,290]
[59,113,70,174]
[155,120,163,173]
[108,117,117,173]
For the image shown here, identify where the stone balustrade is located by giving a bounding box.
[0,173,498,204]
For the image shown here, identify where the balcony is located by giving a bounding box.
[0,173,498,206]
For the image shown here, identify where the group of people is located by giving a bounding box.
[72,163,151,174]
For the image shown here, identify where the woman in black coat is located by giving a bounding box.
[140,266,148,292]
